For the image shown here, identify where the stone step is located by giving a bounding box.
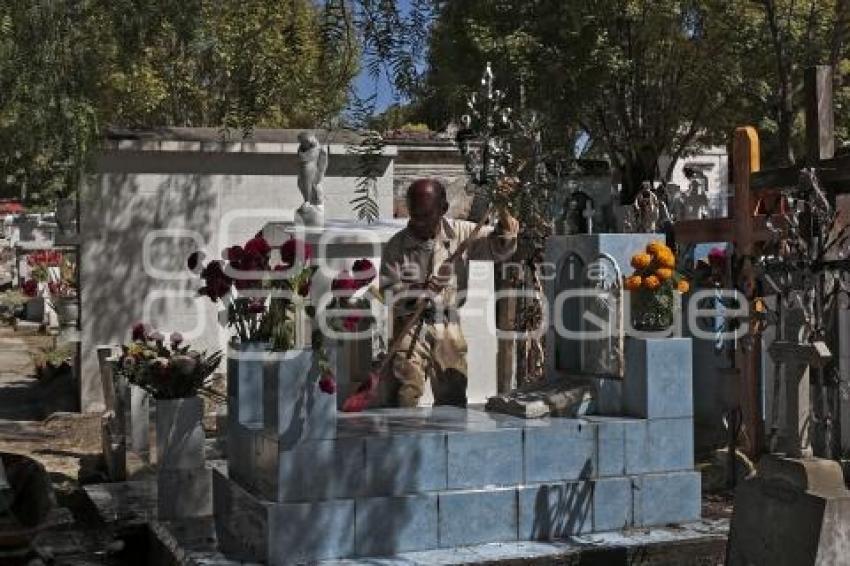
[226,407,694,503]
[213,465,702,564]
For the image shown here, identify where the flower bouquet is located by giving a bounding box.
[624,240,689,331]
[189,233,315,350]
[114,323,223,400]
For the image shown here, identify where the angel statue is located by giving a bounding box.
[295,132,328,226]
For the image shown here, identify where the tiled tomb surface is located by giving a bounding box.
[214,337,699,564]
[215,407,700,564]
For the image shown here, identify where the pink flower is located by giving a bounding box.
[319,374,337,395]
[280,238,313,267]
[708,247,727,268]
[169,332,183,346]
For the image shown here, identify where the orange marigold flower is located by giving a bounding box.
[631,253,652,270]
[656,251,676,269]
[624,275,642,291]
[647,240,670,256]
[655,268,673,281]
[677,279,690,293]
[644,275,661,290]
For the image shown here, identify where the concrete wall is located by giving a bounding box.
[392,140,473,219]
[79,130,395,411]
[660,146,730,217]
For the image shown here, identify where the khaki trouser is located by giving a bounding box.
[391,317,468,408]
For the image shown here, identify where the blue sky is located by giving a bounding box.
[354,67,400,113]
[351,0,416,113]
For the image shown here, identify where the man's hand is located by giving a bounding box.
[497,204,519,236]
[494,177,520,235]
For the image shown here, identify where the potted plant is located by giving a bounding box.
[189,233,336,431]
[623,240,689,331]
[30,343,74,380]
[114,324,222,518]
[48,258,78,327]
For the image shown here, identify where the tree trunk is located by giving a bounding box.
[617,144,662,205]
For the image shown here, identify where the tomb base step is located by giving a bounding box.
[213,464,701,564]
[228,406,696,502]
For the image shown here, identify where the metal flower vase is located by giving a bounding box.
[631,287,675,332]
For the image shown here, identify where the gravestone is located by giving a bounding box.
[544,233,659,413]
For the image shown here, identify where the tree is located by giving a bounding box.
[0,0,360,205]
[414,1,756,203]
[740,0,849,164]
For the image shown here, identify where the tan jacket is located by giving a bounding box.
[380,217,518,313]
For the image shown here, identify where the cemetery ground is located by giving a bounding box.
[0,323,740,565]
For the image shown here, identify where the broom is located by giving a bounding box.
[342,207,496,412]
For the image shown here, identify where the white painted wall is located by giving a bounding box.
[79,139,394,411]
[660,146,730,217]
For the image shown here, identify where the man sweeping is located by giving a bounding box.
[379,179,519,408]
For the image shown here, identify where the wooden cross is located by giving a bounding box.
[670,65,850,458]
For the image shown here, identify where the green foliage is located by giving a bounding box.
[0,0,360,205]
[414,0,850,197]
[348,131,384,223]
[30,342,74,371]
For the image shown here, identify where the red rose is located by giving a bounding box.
[319,374,337,395]
[247,299,266,314]
[131,322,147,341]
[224,245,245,264]
[343,316,362,332]
[22,279,38,297]
[244,236,271,258]
[352,258,376,288]
[187,251,204,272]
[331,271,358,292]
[280,238,313,267]
[200,261,232,300]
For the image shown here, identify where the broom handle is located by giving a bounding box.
[376,206,495,374]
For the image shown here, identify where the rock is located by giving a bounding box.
[485,380,592,419]
[699,448,756,492]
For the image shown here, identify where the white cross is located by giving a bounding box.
[582,199,594,234]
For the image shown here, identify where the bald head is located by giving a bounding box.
[406,179,448,239]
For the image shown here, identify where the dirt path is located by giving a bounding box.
[0,326,118,564]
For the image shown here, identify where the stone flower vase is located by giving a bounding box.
[53,296,79,327]
[226,341,270,427]
[263,347,336,446]
[155,395,210,519]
